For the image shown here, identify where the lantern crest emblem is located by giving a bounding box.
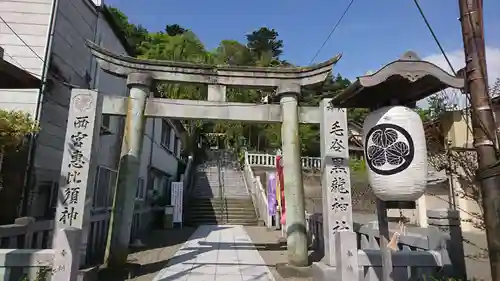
[365,123,415,176]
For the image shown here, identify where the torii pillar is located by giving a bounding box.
[278,83,308,266]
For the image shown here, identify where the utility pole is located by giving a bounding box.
[458,0,500,280]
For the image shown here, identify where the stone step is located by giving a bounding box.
[189,198,255,207]
[185,216,257,222]
[187,212,257,220]
[187,204,256,212]
[196,188,247,191]
[193,180,246,185]
[192,182,244,186]
[186,200,258,226]
[193,181,246,186]
[194,174,244,179]
[184,219,258,226]
[186,212,257,219]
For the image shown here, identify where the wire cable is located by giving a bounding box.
[413,0,456,74]
[309,0,357,64]
[0,16,45,62]
[411,0,497,149]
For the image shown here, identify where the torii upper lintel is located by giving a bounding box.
[86,40,341,88]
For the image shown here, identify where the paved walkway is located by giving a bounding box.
[152,225,276,281]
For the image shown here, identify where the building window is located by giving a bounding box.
[173,137,179,157]
[102,115,111,129]
[161,120,171,150]
[47,181,60,217]
[148,169,173,204]
[135,177,146,200]
[93,166,117,210]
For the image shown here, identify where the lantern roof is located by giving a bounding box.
[328,51,465,108]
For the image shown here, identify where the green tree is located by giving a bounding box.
[107,6,148,55]
[165,24,188,36]
[139,31,214,157]
[246,27,284,60]
[105,7,362,156]
[0,110,38,224]
[213,40,254,66]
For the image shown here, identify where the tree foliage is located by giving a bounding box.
[246,27,283,60]
[106,6,424,157]
[107,7,148,55]
[0,110,38,152]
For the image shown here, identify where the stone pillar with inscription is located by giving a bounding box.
[105,73,153,267]
[54,89,102,268]
[277,83,308,267]
[312,98,358,280]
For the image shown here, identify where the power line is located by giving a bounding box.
[309,0,357,64]
[412,0,463,109]
[1,15,90,111]
[3,50,82,123]
[0,16,44,62]
[412,0,456,74]
[411,0,498,148]
[1,15,83,88]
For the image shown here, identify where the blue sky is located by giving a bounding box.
[105,0,500,81]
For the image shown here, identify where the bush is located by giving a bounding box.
[0,109,39,151]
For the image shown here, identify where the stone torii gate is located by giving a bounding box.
[54,40,344,269]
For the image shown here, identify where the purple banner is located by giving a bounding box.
[268,172,277,216]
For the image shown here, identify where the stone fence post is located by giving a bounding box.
[427,209,467,280]
[14,217,35,248]
[52,227,82,281]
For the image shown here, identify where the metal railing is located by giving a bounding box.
[246,152,321,170]
[242,151,271,227]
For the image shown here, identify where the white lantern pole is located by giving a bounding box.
[376,198,393,281]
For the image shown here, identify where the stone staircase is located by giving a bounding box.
[186,150,257,226]
[185,198,258,226]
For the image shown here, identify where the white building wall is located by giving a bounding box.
[0,0,185,216]
[150,119,181,177]
[138,118,183,201]
[0,0,53,116]
[0,89,38,116]
[0,0,52,76]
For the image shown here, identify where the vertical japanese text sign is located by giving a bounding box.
[55,89,100,266]
[171,182,184,224]
[319,98,353,266]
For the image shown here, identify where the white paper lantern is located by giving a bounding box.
[363,106,427,201]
